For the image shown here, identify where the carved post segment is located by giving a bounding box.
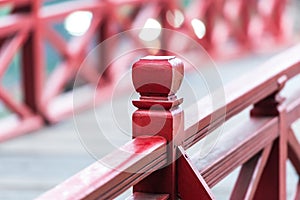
[132,56,184,199]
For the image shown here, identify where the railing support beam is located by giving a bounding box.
[249,75,288,200]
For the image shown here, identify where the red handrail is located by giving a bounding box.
[184,44,300,149]
[37,136,167,200]
[37,46,300,199]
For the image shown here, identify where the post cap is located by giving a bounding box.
[132,56,184,97]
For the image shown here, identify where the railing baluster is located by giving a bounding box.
[247,75,288,199]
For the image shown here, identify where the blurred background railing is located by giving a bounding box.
[0,0,299,141]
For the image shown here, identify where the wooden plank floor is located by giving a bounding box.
[1,52,299,199]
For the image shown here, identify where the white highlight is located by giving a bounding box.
[139,18,162,41]
[64,11,93,36]
[191,19,206,39]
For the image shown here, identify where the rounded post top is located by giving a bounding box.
[132,56,184,97]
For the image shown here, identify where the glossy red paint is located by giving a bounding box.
[132,56,184,200]
[37,136,167,200]
[132,56,184,97]
[177,146,214,199]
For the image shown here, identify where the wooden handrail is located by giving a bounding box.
[195,115,278,187]
[37,136,167,200]
[192,81,300,188]
[36,44,300,199]
[184,44,300,149]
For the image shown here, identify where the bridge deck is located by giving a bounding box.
[0,52,299,199]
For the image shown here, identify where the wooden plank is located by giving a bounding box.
[184,44,300,149]
[36,136,167,200]
[126,192,169,200]
[191,116,278,187]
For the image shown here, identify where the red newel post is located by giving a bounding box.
[132,56,184,199]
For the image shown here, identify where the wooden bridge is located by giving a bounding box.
[1,0,300,199]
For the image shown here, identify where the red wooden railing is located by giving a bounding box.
[37,44,300,199]
[0,0,295,142]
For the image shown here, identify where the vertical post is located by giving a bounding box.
[21,0,44,113]
[132,56,184,199]
[250,75,287,200]
[98,11,118,85]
